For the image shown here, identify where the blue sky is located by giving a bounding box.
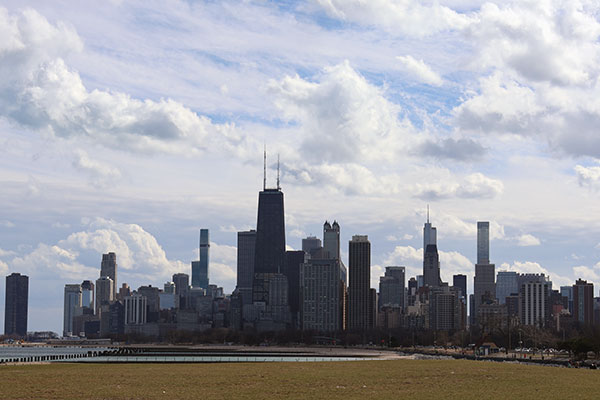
[1,0,600,333]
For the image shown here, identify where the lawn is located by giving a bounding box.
[1,359,599,399]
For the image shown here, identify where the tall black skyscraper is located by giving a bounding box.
[252,152,286,303]
[453,274,467,298]
[423,244,440,287]
[348,235,370,331]
[4,273,29,336]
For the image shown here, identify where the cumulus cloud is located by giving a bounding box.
[0,7,251,157]
[6,218,189,286]
[313,0,472,37]
[575,163,600,189]
[516,234,541,247]
[270,61,412,164]
[208,242,237,292]
[396,55,443,86]
[0,248,16,257]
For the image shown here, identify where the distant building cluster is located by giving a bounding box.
[3,156,600,340]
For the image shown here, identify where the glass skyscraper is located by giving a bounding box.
[192,229,210,289]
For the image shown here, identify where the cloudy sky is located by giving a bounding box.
[1,0,600,333]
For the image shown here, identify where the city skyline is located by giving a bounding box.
[1,1,600,334]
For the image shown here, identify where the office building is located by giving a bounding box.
[423,206,437,249]
[100,252,117,295]
[429,285,462,331]
[453,274,467,298]
[192,229,210,289]
[408,277,418,307]
[95,276,114,316]
[301,257,343,332]
[252,164,286,303]
[285,250,305,328]
[349,235,370,331]
[573,279,594,326]
[63,284,82,336]
[302,236,322,255]
[81,280,94,312]
[473,221,495,326]
[236,230,256,308]
[519,280,551,327]
[423,245,440,288]
[125,293,147,325]
[4,273,29,337]
[137,285,160,323]
[496,271,519,304]
[477,221,490,264]
[379,267,405,311]
[560,286,574,314]
[323,221,340,260]
[172,273,190,296]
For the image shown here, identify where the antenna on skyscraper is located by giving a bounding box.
[427,204,430,223]
[277,154,280,190]
[263,144,267,191]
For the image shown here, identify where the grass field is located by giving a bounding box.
[1,359,599,399]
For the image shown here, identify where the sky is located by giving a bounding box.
[1,0,600,334]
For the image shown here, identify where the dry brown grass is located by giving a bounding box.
[1,359,599,399]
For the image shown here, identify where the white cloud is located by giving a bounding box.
[313,0,472,37]
[73,149,121,185]
[411,173,503,200]
[0,248,16,257]
[0,7,253,158]
[396,55,443,86]
[575,163,600,189]
[516,234,541,247]
[270,61,411,164]
[0,260,8,275]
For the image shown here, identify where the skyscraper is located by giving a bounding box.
[95,276,114,316]
[379,267,405,311]
[100,252,117,295]
[477,221,490,264]
[473,221,495,326]
[285,250,306,328]
[81,280,95,312]
[237,230,256,307]
[323,221,340,260]
[252,158,286,303]
[453,274,467,299]
[423,245,440,287]
[302,236,322,255]
[496,271,519,304]
[172,273,190,296]
[192,229,210,288]
[349,235,370,331]
[423,206,437,250]
[300,257,342,332]
[573,279,594,325]
[4,273,28,337]
[63,284,82,336]
[519,279,551,327]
